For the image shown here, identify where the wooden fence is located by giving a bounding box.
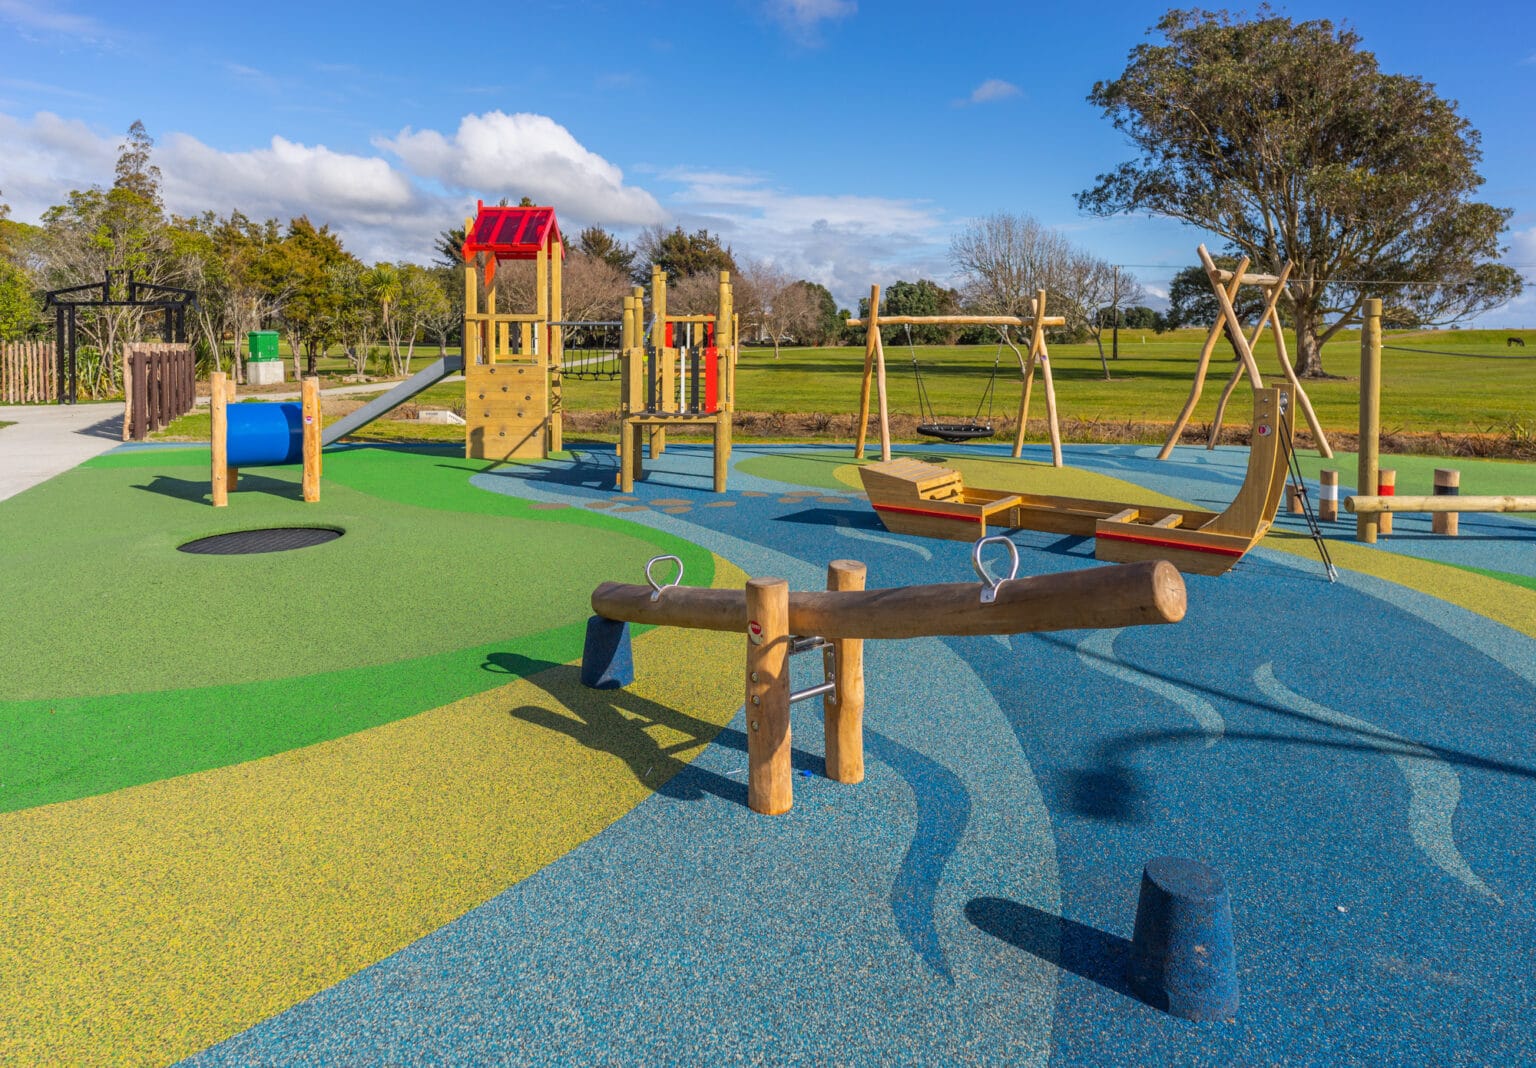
[123,343,196,441]
[0,342,57,403]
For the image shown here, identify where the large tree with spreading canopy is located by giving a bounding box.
[1078,8,1520,376]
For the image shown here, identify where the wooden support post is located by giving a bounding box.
[549,236,563,453]
[211,371,230,507]
[1034,290,1063,468]
[651,267,668,456]
[1433,469,1460,536]
[744,578,793,815]
[1159,266,1246,459]
[1286,484,1302,514]
[822,560,866,784]
[1377,469,1396,536]
[1198,245,1266,389]
[1319,469,1339,522]
[1357,298,1382,543]
[301,375,321,503]
[854,285,880,458]
[874,331,892,463]
[713,411,729,493]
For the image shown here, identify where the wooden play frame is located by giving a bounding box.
[848,286,1068,467]
[614,266,736,494]
[860,387,1294,576]
[1159,245,1331,460]
[461,203,565,461]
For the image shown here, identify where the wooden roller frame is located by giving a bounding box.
[210,371,320,507]
[592,558,1186,815]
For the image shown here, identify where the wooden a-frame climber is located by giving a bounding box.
[850,285,1067,466]
[1158,244,1331,460]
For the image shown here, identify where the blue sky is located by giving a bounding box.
[2,0,1533,325]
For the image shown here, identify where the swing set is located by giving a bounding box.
[849,285,1068,467]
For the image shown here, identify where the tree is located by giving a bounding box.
[39,122,174,395]
[114,121,162,209]
[949,212,1069,320]
[636,225,738,284]
[1163,256,1270,330]
[1122,305,1161,330]
[0,260,38,340]
[789,280,840,345]
[561,250,631,324]
[577,226,635,277]
[874,279,961,345]
[278,216,358,375]
[422,266,462,355]
[1079,8,1521,376]
[738,262,821,358]
[1053,253,1146,378]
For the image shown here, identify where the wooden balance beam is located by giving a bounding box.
[1346,495,1536,514]
[859,389,1291,576]
[590,557,1186,815]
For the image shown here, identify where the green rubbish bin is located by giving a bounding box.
[248,331,281,362]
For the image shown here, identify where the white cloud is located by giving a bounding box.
[160,133,423,231]
[0,109,670,264]
[765,0,855,44]
[768,0,856,28]
[663,170,951,310]
[379,111,665,229]
[0,111,115,220]
[0,0,102,35]
[966,79,1021,105]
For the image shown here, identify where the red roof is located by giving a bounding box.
[462,203,563,263]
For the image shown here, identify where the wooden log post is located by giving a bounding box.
[225,376,239,490]
[1034,290,1064,468]
[1433,469,1460,536]
[651,266,668,457]
[1357,298,1382,543]
[301,375,321,503]
[548,235,564,453]
[211,371,230,507]
[744,578,793,815]
[1377,469,1396,536]
[1319,469,1339,522]
[1286,484,1303,514]
[822,560,867,784]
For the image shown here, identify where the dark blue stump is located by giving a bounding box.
[579,615,634,689]
[1128,857,1239,1021]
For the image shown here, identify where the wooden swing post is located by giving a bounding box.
[1159,245,1330,459]
[850,296,1064,465]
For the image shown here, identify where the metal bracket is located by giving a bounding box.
[972,535,1020,605]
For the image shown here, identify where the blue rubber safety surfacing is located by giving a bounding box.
[186,443,1536,1067]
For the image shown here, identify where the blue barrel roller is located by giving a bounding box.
[226,402,305,467]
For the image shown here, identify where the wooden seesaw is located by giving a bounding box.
[860,388,1294,576]
[581,542,1187,815]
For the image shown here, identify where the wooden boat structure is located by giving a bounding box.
[858,388,1291,576]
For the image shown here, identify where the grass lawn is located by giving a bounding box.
[148,327,1536,455]
[0,420,14,430]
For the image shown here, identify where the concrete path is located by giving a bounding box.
[0,403,126,503]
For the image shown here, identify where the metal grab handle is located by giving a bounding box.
[645,555,684,601]
[971,535,1019,605]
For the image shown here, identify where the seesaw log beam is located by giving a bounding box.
[591,560,1187,639]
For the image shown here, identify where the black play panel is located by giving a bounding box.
[178,527,342,555]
